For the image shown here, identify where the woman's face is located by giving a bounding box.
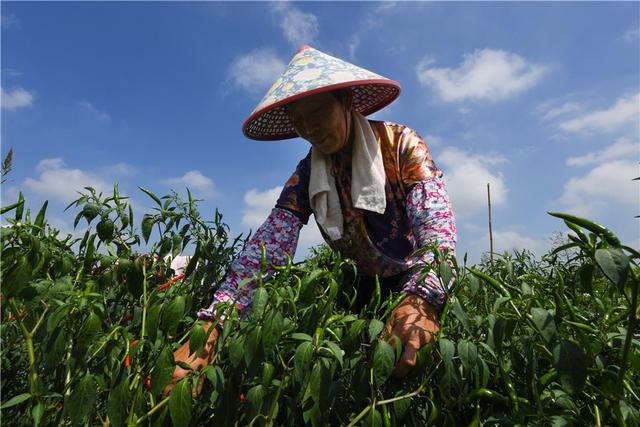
[287,91,352,155]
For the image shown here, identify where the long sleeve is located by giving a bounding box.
[197,207,302,321]
[402,176,457,313]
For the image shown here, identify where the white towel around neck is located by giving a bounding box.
[309,111,386,241]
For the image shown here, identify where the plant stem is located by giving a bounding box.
[265,374,289,426]
[616,269,638,398]
[9,299,38,396]
[135,397,169,425]
[30,304,49,336]
[594,404,601,427]
[346,403,372,427]
[141,260,148,339]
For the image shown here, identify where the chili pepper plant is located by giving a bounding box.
[1,186,638,426]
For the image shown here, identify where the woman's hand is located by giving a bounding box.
[383,294,439,378]
[163,321,220,397]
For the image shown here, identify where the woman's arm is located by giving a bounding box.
[385,176,457,378]
[402,176,457,312]
[197,207,303,320]
[164,207,303,396]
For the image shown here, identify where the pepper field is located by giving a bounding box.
[1,186,638,426]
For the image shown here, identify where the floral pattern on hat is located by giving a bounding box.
[243,45,400,140]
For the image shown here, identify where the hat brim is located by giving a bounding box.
[242,79,400,141]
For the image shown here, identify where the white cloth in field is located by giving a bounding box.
[309,111,386,240]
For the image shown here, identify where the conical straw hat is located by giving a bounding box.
[243,45,401,140]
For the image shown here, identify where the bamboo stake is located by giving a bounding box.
[487,183,494,265]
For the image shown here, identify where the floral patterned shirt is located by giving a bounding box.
[198,121,457,321]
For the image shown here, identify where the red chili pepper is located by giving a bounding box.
[157,274,186,292]
[239,393,245,401]
[145,376,152,390]
[125,339,140,368]
[121,313,133,323]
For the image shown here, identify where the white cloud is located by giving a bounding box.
[24,158,111,204]
[298,223,325,255]
[2,68,23,77]
[423,134,443,147]
[271,2,319,47]
[78,101,111,121]
[558,92,639,134]
[416,49,548,102]
[1,87,33,110]
[163,170,215,198]
[347,1,398,60]
[227,49,286,94]
[1,13,20,30]
[490,231,547,255]
[567,138,638,167]
[540,101,581,121]
[623,24,640,41]
[242,186,283,228]
[559,159,639,216]
[465,229,549,264]
[438,147,508,218]
[100,162,137,177]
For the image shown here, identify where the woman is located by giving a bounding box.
[167,45,457,393]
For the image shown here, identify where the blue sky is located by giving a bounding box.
[2,1,639,263]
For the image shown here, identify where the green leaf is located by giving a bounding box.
[553,339,587,395]
[252,287,269,317]
[31,401,44,426]
[141,215,154,244]
[368,319,384,343]
[468,268,510,297]
[457,340,478,372]
[125,257,145,298]
[96,218,115,242]
[145,305,162,342]
[228,337,244,368]
[245,326,262,366]
[576,263,595,292]
[309,360,331,405]
[490,318,515,353]
[246,384,266,416]
[188,322,206,356]
[82,203,100,223]
[393,393,412,423]
[67,373,97,425]
[203,365,225,393]
[184,248,199,278]
[294,341,313,383]
[0,393,30,409]
[261,362,275,386]
[548,212,621,246]
[107,376,129,427]
[151,347,175,396]
[325,341,344,367]
[439,338,455,369]
[79,312,102,344]
[364,408,383,427]
[158,237,172,258]
[531,307,556,344]
[34,200,48,229]
[161,296,185,337]
[291,332,313,341]
[139,186,162,207]
[171,232,183,258]
[169,378,193,427]
[262,310,283,353]
[595,248,630,291]
[0,198,24,216]
[372,339,395,386]
[2,255,32,298]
